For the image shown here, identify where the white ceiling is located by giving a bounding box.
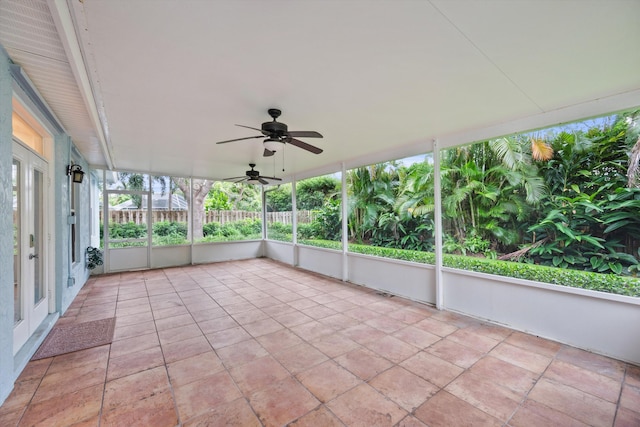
[2,0,640,182]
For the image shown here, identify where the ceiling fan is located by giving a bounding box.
[224,163,282,185]
[215,108,323,157]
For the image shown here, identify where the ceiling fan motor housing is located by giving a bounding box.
[262,120,288,138]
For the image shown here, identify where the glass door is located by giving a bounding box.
[13,142,49,354]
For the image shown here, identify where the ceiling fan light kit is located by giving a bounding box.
[215,109,324,156]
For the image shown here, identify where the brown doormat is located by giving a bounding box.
[32,317,116,360]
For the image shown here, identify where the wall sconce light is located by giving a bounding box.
[67,164,85,184]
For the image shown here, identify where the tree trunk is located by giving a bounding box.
[174,178,213,241]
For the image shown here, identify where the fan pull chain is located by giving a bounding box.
[282,144,285,172]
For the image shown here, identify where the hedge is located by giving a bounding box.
[298,239,640,297]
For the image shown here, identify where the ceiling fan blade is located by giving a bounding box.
[260,176,282,181]
[258,178,269,185]
[224,176,247,180]
[263,148,275,157]
[287,131,323,138]
[287,137,323,154]
[215,135,263,144]
[236,124,268,135]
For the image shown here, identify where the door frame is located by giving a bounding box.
[12,140,53,354]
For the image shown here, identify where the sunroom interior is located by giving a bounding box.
[1,0,640,425]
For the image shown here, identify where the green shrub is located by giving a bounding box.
[108,222,147,239]
[298,239,640,297]
[153,221,187,237]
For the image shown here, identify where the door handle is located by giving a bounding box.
[29,253,39,260]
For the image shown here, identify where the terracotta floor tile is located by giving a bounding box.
[392,325,441,350]
[414,391,501,427]
[256,328,304,354]
[274,342,329,374]
[310,332,360,358]
[151,304,191,320]
[369,366,438,412]
[327,383,407,426]
[296,360,361,403]
[197,314,239,334]
[2,259,633,427]
[324,299,359,313]
[528,378,616,426]
[364,335,419,364]
[387,307,429,325]
[161,334,212,364]
[32,361,107,403]
[222,301,256,314]
[113,320,156,341]
[469,356,538,394]
[400,351,464,388]
[109,332,159,359]
[303,304,338,320]
[100,389,178,427]
[414,317,457,337]
[287,298,319,311]
[447,328,500,353]
[107,345,164,381]
[18,383,103,427]
[335,347,393,381]
[103,366,170,411]
[625,364,640,388]
[249,376,320,426]
[46,345,110,374]
[505,331,561,358]
[154,313,195,331]
[426,338,484,369]
[445,371,522,420]
[229,355,290,395]
[341,323,387,345]
[167,351,224,387]
[16,357,53,382]
[272,310,313,328]
[174,370,242,422]
[544,359,622,402]
[242,317,284,337]
[231,308,269,325]
[620,383,640,411]
[365,316,408,334]
[182,397,261,427]
[288,405,344,427]
[206,325,252,349]
[557,345,627,381]
[290,320,336,341]
[0,408,24,427]
[343,306,381,322]
[189,306,227,322]
[114,310,155,326]
[509,399,589,427]
[216,338,269,368]
[157,323,203,346]
[0,378,40,416]
[489,341,552,374]
[615,407,640,427]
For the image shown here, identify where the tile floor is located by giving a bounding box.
[1,258,639,426]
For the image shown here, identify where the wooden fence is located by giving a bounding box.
[101,210,315,225]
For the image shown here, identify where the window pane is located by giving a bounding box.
[266,183,292,242]
[346,156,435,264]
[152,176,189,246]
[198,181,262,243]
[440,112,640,297]
[296,173,342,250]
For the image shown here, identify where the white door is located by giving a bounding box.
[13,142,49,354]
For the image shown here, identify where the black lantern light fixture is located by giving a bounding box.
[67,164,85,184]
